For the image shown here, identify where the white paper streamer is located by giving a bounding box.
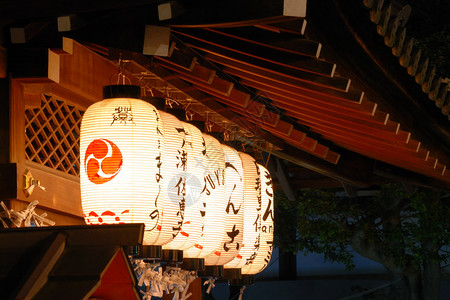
[131,259,197,299]
[238,286,246,300]
[203,276,216,294]
[0,200,55,228]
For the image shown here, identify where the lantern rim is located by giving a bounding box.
[103,85,141,99]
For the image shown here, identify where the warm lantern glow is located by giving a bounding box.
[204,144,244,266]
[241,164,274,275]
[80,95,165,245]
[184,134,227,258]
[156,111,186,243]
[224,152,261,269]
[163,122,206,250]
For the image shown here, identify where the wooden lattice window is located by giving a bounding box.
[25,94,84,176]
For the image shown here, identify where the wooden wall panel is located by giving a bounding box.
[10,77,85,221]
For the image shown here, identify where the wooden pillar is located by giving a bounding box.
[279,248,297,280]
[264,155,298,280]
[0,78,9,163]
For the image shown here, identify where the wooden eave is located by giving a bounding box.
[131,24,449,188]
[2,0,449,189]
[0,224,143,300]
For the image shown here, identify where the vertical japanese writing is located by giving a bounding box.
[172,128,186,237]
[155,108,163,184]
[176,149,187,171]
[201,168,225,196]
[150,108,163,232]
[262,240,274,269]
[221,155,243,256]
[224,224,240,252]
[155,154,162,183]
[172,177,186,237]
[200,136,208,220]
[225,184,241,214]
[200,202,206,217]
[253,161,262,232]
[201,137,207,156]
[255,161,262,210]
[262,170,274,233]
[246,234,261,264]
[248,161,262,264]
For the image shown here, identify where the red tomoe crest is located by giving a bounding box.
[85,139,123,184]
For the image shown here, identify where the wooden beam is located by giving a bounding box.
[243,78,382,119]
[157,1,185,21]
[264,92,398,136]
[173,27,333,73]
[0,46,6,78]
[14,233,66,300]
[9,22,49,44]
[233,111,341,164]
[22,82,95,109]
[143,25,171,56]
[255,18,308,36]
[210,27,318,56]
[311,126,426,162]
[165,0,306,27]
[265,156,296,201]
[172,29,347,87]
[151,63,286,149]
[374,161,450,190]
[322,134,449,182]
[307,0,450,170]
[204,52,350,94]
[235,68,364,103]
[48,38,138,103]
[57,14,86,32]
[272,144,375,188]
[155,58,262,115]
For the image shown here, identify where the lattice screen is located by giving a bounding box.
[25,94,84,176]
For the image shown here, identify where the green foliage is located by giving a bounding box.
[274,183,450,272]
[406,0,450,78]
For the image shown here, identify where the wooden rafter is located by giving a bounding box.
[172,29,350,91]
[154,45,342,164]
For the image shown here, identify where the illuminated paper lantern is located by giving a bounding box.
[155,111,187,243]
[163,122,206,250]
[183,134,226,258]
[241,164,274,275]
[204,144,244,266]
[80,86,165,245]
[224,152,261,269]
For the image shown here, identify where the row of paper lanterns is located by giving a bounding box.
[79,86,274,275]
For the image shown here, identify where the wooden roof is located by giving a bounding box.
[0,224,143,299]
[2,0,449,190]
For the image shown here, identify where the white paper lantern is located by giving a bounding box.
[224,152,261,269]
[163,122,207,250]
[155,111,187,243]
[204,144,244,266]
[80,92,165,245]
[241,164,274,275]
[183,134,226,258]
